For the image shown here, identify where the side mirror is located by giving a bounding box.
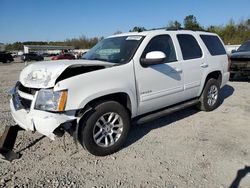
[231,49,237,54]
[140,51,166,67]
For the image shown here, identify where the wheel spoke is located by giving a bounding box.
[109,134,114,145]
[111,114,119,124]
[208,98,211,106]
[100,116,107,125]
[94,129,103,139]
[113,122,123,128]
[96,121,102,129]
[108,112,115,123]
[96,134,105,144]
[113,129,122,134]
[105,136,109,146]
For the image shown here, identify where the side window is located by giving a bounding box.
[200,35,226,56]
[177,34,202,60]
[142,35,177,63]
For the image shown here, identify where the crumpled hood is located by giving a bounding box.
[20,59,114,88]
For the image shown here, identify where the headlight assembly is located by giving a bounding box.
[35,89,68,112]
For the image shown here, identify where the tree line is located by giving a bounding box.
[130,15,250,45]
[5,36,101,51]
[5,15,250,51]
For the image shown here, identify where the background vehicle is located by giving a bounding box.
[51,53,75,60]
[21,53,44,61]
[8,30,230,157]
[230,40,250,80]
[0,52,14,63]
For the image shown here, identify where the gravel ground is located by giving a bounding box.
[0,62,250,188]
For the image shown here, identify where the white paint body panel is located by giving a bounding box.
[19,59,115,88]
[10,30,229,139]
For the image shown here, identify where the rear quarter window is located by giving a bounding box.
[200,35,226,56]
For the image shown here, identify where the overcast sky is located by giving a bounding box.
[0,0,250,43]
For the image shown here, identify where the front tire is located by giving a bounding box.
[197,78,220,111]
[79,101,130,156]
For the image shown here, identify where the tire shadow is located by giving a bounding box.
[219,84,235,105]
[124,106,199,149]
[124,84,235,149]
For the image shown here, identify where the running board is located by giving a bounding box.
[135,98,199,125]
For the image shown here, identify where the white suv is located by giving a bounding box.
[10,29,230,156]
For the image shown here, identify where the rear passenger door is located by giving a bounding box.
[177,34,204,98]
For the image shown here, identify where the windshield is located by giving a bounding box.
[237,41,250,52]
[82,36,144,63]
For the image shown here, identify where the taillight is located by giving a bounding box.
[227,55,231,72]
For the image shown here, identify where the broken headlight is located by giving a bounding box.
[35,89,68,112]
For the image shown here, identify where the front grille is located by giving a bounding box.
[13,82,37,110]
[19,96,32,110]
[18,82,39,95]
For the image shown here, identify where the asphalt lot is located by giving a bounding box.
[0,62,250,188]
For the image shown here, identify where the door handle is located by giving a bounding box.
[200,63,208,68]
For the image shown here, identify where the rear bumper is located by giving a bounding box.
[221,72,230,87]
[10,98,76,140]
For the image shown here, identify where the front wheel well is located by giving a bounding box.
[86,93,132,117]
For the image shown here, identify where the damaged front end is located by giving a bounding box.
[0,60,113,161]
[9,81,77,140]
[7,60,110,139]
[1,82,77,161]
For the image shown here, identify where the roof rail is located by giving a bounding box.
[144,27,208,32]
[166,27,208,32]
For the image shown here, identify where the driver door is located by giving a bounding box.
[134,34,184,115]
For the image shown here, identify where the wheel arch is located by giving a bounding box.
[77,92,134,118]
[88,92,132,117]
[199,70,222,96]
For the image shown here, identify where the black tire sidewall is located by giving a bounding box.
[200,79,220,111]
[79,101,130,156]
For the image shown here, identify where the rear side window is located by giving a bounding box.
[200,35,226,56]
[177,34,202,60]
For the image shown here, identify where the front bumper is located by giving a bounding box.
[9,83,76,140]
[230,61,250,75]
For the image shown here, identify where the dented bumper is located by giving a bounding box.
[9,84,76,140]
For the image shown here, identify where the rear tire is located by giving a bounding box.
[78,101,130,156]
[197,78,220,111]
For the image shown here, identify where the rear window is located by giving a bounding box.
[200,35,226,56]
[177,34,202,60]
